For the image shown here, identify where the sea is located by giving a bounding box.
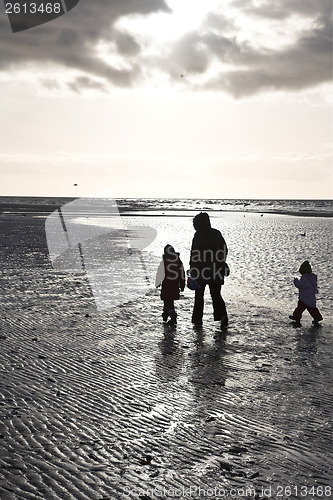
[0,196,332,217]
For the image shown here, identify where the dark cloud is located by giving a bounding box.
[196,20,332,96]
[0,0,170,86]
[167,0,332,96]
[115,32,141,56]
[0,0,331,96]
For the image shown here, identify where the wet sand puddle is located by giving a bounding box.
[0,214,332,499]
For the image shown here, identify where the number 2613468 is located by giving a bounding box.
[5,3,62,14]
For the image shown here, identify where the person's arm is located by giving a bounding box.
[214,230,228,260]
[189,234,199,268]
[293,277,300,288]
[155,260,165,287]
[294,275,307,289]
[221,235,228,259]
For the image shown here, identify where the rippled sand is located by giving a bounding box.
[0,211,332,500]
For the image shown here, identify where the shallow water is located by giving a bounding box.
[105,211,332,319]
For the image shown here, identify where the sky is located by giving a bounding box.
[0,0,332,199]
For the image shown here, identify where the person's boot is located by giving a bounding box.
[162,312,168,323]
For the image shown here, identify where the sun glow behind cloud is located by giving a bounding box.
[115,0,223,43]
[115,0,320,54]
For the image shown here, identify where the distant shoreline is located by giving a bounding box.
[0,204,332,218]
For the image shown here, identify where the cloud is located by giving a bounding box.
[164,32,211,76]
[0,0,170,86]
[114,31,141,56]
[67,76,107,93]
[0,0,331,97]
[168,1,332,96]
[202,29,332,97]
[235,0,331,21]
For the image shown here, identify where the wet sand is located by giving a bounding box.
[0,211,332,500]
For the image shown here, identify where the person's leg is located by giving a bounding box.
[163,300,173,321]
[164,299,177,325]
[306,306,323,323]
[209,284,228,324]
[192,284,206,324]
[169,300,177,325]
[291,300,307,321]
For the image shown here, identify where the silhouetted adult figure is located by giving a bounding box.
[189,212,228,327]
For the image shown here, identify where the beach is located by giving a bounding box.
[0,198,332,500]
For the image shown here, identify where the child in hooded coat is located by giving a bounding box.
[290,260,323,325]
[155,244,185,326]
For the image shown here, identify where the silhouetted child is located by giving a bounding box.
[289,260,323,326]
[155,244,185,326]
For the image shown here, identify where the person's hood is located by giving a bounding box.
[163,252,180,260]
[193,212,211,232]
[299,260,312,274]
